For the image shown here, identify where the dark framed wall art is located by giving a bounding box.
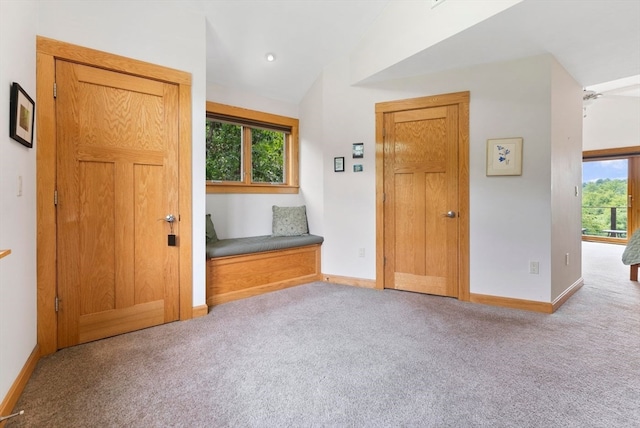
[10,82,35,148]
[352,142,364,158]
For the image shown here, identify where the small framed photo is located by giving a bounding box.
[353,164,363,172]
[486,138,522,176]
[334,156,345,172]
[352,142,364,158]
[10,82,35,148]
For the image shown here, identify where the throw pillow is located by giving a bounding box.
[272,205,309,237]
[206,214,218,244]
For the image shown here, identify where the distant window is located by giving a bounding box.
[582,158,628,240]
[206,102,299,194]
[582,147,639,244]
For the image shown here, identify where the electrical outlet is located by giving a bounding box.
[565,253,570,266]
[529,261,539,274]
[358,248,365,258]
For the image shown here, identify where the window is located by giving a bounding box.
[582,147,640,244]
[582,159,628,240]
[206,102,299,194]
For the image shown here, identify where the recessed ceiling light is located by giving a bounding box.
[266,53,276,62]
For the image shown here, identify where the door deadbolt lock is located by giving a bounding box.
[161,214,177,243]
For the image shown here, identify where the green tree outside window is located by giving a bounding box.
[252,128,284,183]
[206,119,286,184]
[206,120,241,181]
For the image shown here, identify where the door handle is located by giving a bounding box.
[443,211,456,218]
[160,214,176,235]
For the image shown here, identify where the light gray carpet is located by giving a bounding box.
[8,243,640,427]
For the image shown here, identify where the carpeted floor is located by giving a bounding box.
[8,242,640,427]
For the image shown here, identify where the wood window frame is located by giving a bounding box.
[582,146,640,245]
[206,101,299,194]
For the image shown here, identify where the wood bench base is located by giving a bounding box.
[631,264,638,282]
[206,244,322,307]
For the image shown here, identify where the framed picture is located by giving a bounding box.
[10,82,35,148]
[486,138,522,176]
[334,157,345,172]
[352,142,364,158]
[353,164,363,172]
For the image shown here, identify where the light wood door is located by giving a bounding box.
[383,105,460,297]
[631,156,640,235]
[56,60,180,348]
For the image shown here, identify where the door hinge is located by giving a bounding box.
[383,193,386,203]
[55,296,60,312]
[53,82,57,98]
[54,190,58,206]
[384,256,387,266]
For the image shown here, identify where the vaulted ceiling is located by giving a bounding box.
[200,0,640,104]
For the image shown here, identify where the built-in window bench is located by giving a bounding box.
[206,234,323,307]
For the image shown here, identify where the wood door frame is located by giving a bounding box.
[36,36,193,356]
[582,146,640,243]
[375,92,470,300]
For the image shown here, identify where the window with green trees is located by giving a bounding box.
[251,128,285,183]
[582,159,628,238]
[206,121,242,182]
[205,102,299,194]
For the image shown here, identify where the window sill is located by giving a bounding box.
[206,182,299,194]
[581,236,627,245]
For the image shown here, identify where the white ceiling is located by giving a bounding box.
[201,0,640,104]
[203,0,389,103]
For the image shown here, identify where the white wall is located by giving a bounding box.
[320,57,379,280]
[207,83,298,119]
[204,84,321,239]
[2,0,208,404]
[298,77,326,241]
[550,60,584,301]
[36,0,207,306]
[583,96,640,151]
[350,0,522,84]
[303,53,580,301]
[0,0,38,407]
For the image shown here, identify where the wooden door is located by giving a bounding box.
[382,103,461,297]
[631,156,640,235]
[56,60,180,348]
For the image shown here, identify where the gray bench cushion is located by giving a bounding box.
[206,234,324,259]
